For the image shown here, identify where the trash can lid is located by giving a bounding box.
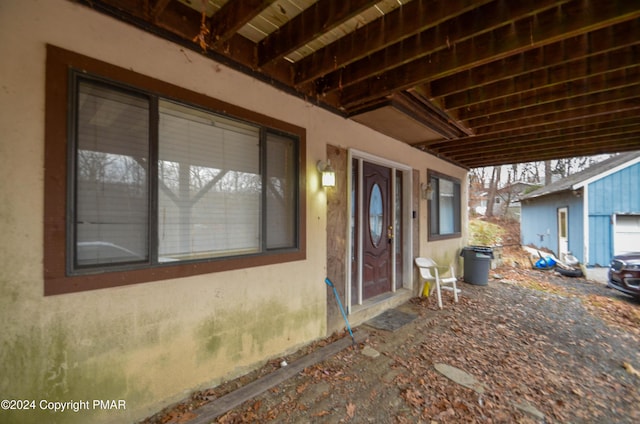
[462,245,493,252]
[461,245,494,258]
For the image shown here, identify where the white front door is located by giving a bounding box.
[558,207,569,259]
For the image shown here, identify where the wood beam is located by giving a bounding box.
[292,0,495,85]
[454,138,640,167]
[423,110,640,150]
[471,101,640,136]
[209,0,277,46]
[467,89,640,130]
[338,0,640,110]
[426,19,640,100]
[316,0,572,96]
[439,43,640,111]
[257,0,378,66]
[391,93,469,140]
[441,125,640,159]
[151,0,172,21]
[456,70,640,121]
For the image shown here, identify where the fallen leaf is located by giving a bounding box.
[623,362,640,377]
[346,401,356,418]
[312,410,330,417]
[296,382,309,394]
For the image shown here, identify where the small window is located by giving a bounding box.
[44,45,306,294]
[428,171,461,240]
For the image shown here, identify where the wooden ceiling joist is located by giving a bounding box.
[425,113,640,152]
[456,139,640,168]
[437,29,640,111]
[257,0,378,66]
[453,69,640,123]
[338,0,640,111]
[78,0,640,168]
[314,0,570,97]
[466,89,640,132]
[208,0,277,46]
[442,128,640,161]
[150,0,172,20]
[293,0,496,86]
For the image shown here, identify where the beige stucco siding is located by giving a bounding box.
[0,1,467,423]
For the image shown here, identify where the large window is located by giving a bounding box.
[428,171,461,240]
[45,45,306,294]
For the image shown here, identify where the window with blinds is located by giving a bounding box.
[428,172,461,239]
[71,75,299,272]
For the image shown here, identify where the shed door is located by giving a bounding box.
[558,207,569,259]
[614,215,640,254]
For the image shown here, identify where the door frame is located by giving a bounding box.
[557,206,569,259]
[346,149,413,312]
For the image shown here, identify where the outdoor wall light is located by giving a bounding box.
[420,182,433,200]
[317,160,336,188]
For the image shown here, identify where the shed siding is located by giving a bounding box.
[568,201,585,262]
[588,214,612,266]
[521,192,583,261]
[587,162,640,265]
[589,162,640,214]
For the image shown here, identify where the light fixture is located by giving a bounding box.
[317,160,336,188]
[420,182,433,200]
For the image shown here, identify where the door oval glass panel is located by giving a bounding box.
[369,183,384,246]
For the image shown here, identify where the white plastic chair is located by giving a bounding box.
[415,257,460,309]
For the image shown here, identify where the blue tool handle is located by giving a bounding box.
[324,278,355,345]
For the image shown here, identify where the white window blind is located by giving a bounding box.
[266,133,296,249]
[158,100,261,260]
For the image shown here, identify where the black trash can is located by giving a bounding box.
[460,246,494,285]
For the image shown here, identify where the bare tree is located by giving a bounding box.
[485,166,501,217]
[544,161,552,185]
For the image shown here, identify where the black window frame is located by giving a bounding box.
[427,170,462,240]
[44,45,307,295]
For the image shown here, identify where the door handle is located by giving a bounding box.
[387,225,394,242]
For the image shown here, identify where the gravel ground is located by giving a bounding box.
[145,266,640,424]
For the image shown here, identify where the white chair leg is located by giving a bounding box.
[436,281,443,309]
[453,280,459,303]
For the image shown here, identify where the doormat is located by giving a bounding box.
[366,309,416,332]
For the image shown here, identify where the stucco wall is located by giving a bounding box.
[0,1,467,423]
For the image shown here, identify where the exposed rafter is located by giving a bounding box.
[293,0,496,86]
[258,0,378,66]
[337,0,640,110]
[208,0,277,47]
[76,0,640,168]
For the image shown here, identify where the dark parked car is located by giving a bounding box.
[608,252,640,299]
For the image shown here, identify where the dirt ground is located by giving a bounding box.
[144,252,640,424]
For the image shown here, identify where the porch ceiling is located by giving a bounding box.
[78,0,640,168]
